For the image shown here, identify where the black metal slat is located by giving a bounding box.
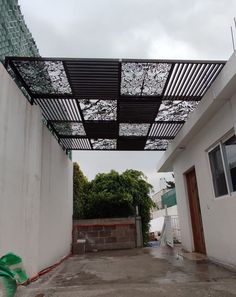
[171,123,180,136]
[60,99,73,120]
[178,64,197,99]
[41,99,57,120]
[159,123,166,136]
[165,63,183,100]
[173,123,183,135]
[40,100,55,120]
[35,99,51,119]
[199,64,223,96]
[169,63,186,98]
[150,124,158,137]
[71,100,82,120]
[65,99,79,121]
[64,61,94,149]
[55,99,68,120]
[176,64,198,97]
[187,64,208,97]
[164,123,173,137]
[62,99,74,120]
[162,124,168,136]
[192,64,215,97]
[181,64,199,99]
[166,63,187,100]
[183,64,204,97]
[73,139,78,149]
[171,124,179,136]
[163,64,179,97]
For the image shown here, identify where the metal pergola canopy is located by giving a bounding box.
[5,57,226,151]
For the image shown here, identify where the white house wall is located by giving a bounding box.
[173,98,236,266]
[0,64,73,276]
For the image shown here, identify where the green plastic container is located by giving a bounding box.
[0,253,28,297]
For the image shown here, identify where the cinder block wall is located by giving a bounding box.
[73,218,136,253]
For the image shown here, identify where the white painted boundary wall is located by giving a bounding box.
[0,64,73,276]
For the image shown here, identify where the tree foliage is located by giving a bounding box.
[73,162,88,219]
[84,169,154,244]
[73,166,154,244]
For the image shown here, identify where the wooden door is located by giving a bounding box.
[186,168,206,254]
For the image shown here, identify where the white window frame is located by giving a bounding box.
[207,130,236,198]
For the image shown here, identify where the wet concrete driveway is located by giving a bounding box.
[16,247,236,297]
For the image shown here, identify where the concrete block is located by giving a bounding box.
[105,237,117,243]
[100,231,111,237]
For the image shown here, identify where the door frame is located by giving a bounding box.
[185,167,206,254]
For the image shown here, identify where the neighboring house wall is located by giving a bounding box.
[151,189,168,218]
[0,0,39,62]
[162,188,177,208]
[151,188,178,219]
[152,205,178,219]
[173,96,236,266]
[0,64,73,276]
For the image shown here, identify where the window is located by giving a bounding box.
[208,134,236,198]
[224,135,236,191]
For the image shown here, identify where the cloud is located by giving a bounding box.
[20,0,235,59]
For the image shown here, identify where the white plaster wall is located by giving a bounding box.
[0,64,42,275]
[0,64,73,276]
[38,126,73,271]
[173,98,236,266]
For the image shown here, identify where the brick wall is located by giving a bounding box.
[73,218,136,253]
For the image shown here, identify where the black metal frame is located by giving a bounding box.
[5,57,226,151]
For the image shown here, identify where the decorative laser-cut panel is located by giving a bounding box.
[119,124,150,136]
[79,99,117,120]
[91,139,116,150]
[145,139,170,150]
[53,122,86,136]
[155,101,199,121]
[12,60,72,94]
[121,62,171,96]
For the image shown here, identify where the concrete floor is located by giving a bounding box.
[16,247,236,297]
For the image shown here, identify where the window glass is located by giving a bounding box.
[224,135,236,192]
[209,145,228,197]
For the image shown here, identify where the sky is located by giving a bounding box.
[19,0,236,191]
